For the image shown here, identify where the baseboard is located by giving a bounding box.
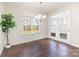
[53,39,79,48]
[50,38,79,49]
[0,37,48,55]
[11,37,48,46]
[0,47,4,56]
[12,37,79,49]
[68,43,79,48]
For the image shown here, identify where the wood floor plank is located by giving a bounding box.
[1,38,79,57]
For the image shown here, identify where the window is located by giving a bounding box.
[22,16,40,34]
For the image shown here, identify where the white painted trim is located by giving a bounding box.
[50,37,79,48]
[11,37,47,46]
[0,37,48,55]
[0,47,4,56]
[68,43,79,48]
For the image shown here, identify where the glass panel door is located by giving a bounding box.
[59,15,67,39]
[50,18,57,38]
[49,12,71,43]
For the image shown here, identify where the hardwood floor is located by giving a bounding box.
[1,38,79,57]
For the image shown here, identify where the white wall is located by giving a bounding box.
[70,3,79,47]
[4,3,48,45]
[1,2,79,55]
[1,2,79,53]
[3,2,79,48]
[48,3,79,48]
[0,3,4,55]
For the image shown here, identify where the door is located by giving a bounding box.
[50,12,71,43]
[50,17,57,39]
[59,14,67,40]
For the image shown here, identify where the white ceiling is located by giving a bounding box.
[4,2,72,15]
